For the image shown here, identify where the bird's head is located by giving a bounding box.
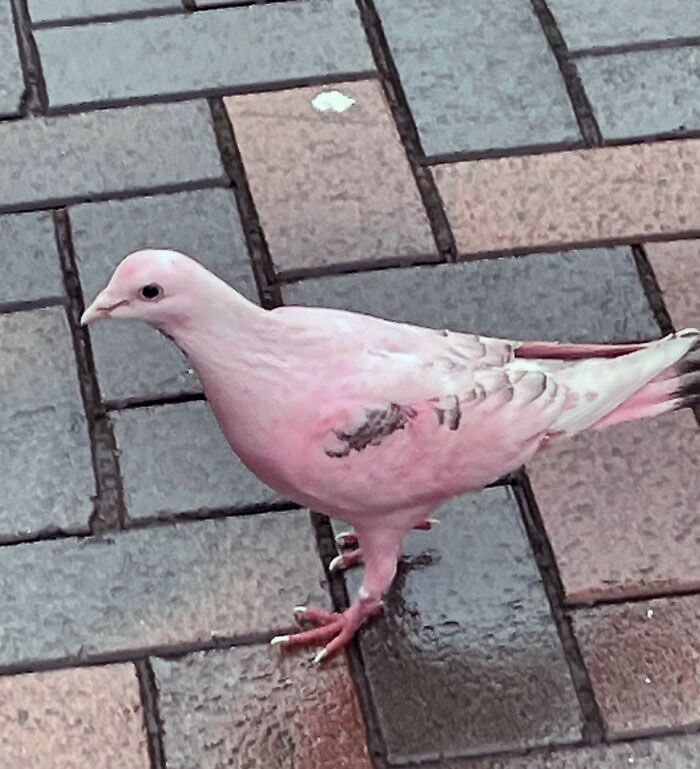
[81,248,198,328]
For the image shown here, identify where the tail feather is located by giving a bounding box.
[541,328,699,435]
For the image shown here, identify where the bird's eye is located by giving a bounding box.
[139,283,163,301]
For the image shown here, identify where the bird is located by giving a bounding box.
[81,248,700,663]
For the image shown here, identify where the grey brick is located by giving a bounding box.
[341,488,582,762]
[0,211,64,304]
[0,101,225,210]
[577,48,700,140]
[153,646,373,769]
[0,0,23,117]
[0,308,94,539]
[374,0,579,156]
[112,401,280,519]
[467,735,700,769]
[0,511,327,666]
[28,0,180,23]
[282,248,660,343]
[36,0,374,109]
[72,189,256,403]
[548,0,700,52]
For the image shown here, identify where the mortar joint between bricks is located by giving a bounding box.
[511,471,607,744]
[10,0,49,115]
[530,0,603,147]
[52,208,128,533]
[135,659,168,769]
[354,0,458,262]
[207,97,283,309]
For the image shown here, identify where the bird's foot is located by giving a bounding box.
[271,605,368,663]
[335,518,439,549]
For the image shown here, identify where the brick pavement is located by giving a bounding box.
[0,1,698,767]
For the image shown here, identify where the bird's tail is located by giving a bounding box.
[515,328,699,436]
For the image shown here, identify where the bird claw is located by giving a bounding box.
[271,606,359,663]
[328,548,364,573]
[335,530,358,549]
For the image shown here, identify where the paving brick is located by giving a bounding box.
[0,211,64,304]
[0,664,150,769]
[433,140,700,254]
[153,645,372,769]
[283,249,659,343]
[548,0,700,51]
[36,0,373,109]
[573,595,700,737]
[0,0,23,118]
[0,101,224,210]
[0,511,327,666]
[225,80,435,274]
[374,0,579,157]
[28,0,180,23]
[646,240,700,329]
[112,401,280,519]
[528,411,700,603]
[72,189,256,403]
[576,48,700,140]
[465,735,700,768]
[0,307,94,539]
[340,487,582,763]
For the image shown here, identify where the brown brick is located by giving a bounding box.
[433,140,700,255]
[573,595,700,737]
[225,80,435,274]
[153,645,372,769]
[0,664,149,769]
[645,239,700,330]
[527,410,700,602]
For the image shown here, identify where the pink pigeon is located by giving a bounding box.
[81,248,700,663]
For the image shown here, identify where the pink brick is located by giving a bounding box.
[433,140,700,255]
[574,595,700,737]
[528,410,700,602]
[0,663,149,768]
[225,80,435,274]
[645,239,700,330]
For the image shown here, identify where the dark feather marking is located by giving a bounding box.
[329,403,410,456]
[432,394,461,430]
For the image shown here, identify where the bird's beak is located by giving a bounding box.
[80,292,127,325]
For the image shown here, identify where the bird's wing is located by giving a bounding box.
[316,347,569,459]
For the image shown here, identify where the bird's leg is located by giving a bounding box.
[335,518,438,549]
[271,527,405,663]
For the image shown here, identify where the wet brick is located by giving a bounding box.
[36,0,373,108]
[112,401,281,519]
[153,645,373,769]
[0,511,327,666]
[375,0,579,156]
[72,188,256,403]
[465,734,700,768]
[341,487,582,763]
